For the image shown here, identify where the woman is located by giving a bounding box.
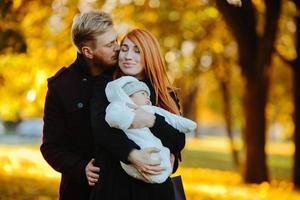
[90,29,185,200]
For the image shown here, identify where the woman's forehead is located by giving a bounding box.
[122,37,137,46]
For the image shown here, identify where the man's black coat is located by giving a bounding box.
[41,54,153,199]
[40,54,125,200]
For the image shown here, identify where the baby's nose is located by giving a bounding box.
[146,100,152,105]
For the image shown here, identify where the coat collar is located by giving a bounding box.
[72,53,116,78]
[72,53,92,77]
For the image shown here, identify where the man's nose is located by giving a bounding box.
[113,42,120,52]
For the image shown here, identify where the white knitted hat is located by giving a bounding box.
[122,81,151,97]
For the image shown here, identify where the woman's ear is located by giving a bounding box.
[81,46,94,59]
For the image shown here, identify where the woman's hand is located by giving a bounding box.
[85,158,100,186]
[128,147,164,182]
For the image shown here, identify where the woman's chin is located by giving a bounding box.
[121,70,137,76]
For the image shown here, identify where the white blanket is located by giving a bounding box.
[105,76,197,183]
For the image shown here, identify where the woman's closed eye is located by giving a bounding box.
[133,47,140,53]
[121,45,128,52]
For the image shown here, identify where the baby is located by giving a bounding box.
[105,76,197,183]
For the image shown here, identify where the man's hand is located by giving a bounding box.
[85,158,100,186]
[128,147,164,182]
[127,103,156,129]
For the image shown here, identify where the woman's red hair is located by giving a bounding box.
[114,29,180,115]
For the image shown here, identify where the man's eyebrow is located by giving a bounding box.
[106,37,118,45]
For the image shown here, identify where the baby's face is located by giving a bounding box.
[130,90,151,106]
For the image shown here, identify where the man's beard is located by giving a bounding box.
[93,57,116,69]
[93,58,118,74]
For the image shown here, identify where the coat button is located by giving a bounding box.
[77,102,84,109]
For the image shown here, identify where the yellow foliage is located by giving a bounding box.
[0,0,297,146]
[12,0,23,10]
[0,145,299,199]
[204,7,219,19]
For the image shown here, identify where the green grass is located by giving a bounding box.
[181,148,292,180]
[268,154,293,180]
[181,149,236,170]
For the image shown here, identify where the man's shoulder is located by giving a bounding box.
[47,64,79,86]
[47,67,68,83]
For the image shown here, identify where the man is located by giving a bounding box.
[41,11,161,199]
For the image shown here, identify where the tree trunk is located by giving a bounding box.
[220,79,240,168]
[243,77,268,182]
[181,82,200,138]
[182,83,198,119]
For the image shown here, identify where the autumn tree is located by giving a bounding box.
[0,0,77,121]
[291,0,300,188]
[276,0,300,188]
[0,0,27,53]
[216,0,282,183]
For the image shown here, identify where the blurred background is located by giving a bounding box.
[0,0,300,199]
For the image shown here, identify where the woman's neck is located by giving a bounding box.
[134,72,145,80]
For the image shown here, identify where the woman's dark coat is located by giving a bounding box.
[90,77,186,200]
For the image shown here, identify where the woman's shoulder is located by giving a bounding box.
[169,89,178,101]
[168,88,182,113]
[141,78,156,103]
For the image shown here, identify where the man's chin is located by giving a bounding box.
[108,62,118,69]
[102,63,117,74]
[95,60,117,68]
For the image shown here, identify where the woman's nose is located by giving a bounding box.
[125,50,133,59]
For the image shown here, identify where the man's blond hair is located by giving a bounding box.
[71,10,113,52]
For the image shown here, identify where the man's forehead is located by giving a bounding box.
[96,28,118,44]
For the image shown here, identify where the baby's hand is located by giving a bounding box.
[126,103,138,110]
[127,103,156,128]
